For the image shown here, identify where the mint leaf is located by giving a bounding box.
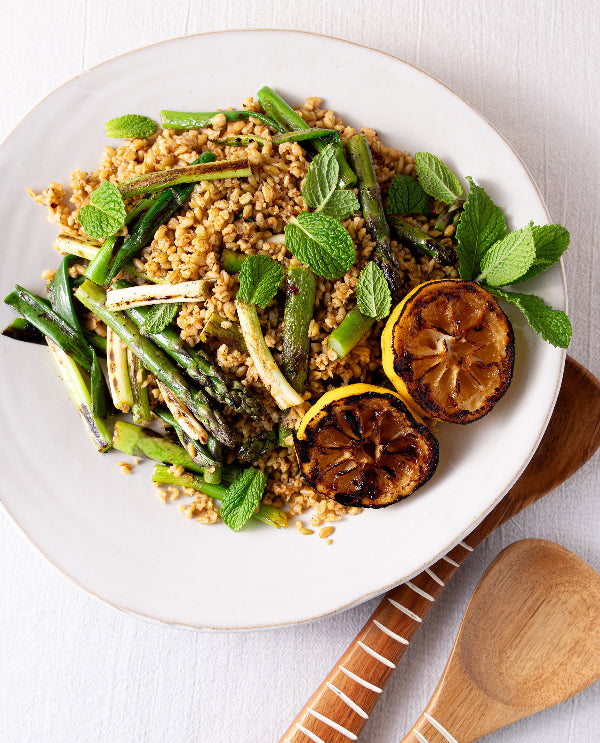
[490,288,572,348]
[478,223,536,286]
[356,262,391,319]
[237,254,284,308]
[319,189,360,219]
[285,212,356,279]
[506,224,570,284]
[302,144,339,209]
[386,174,430,216]
[301,144,359,218]
[105,114,157,139]
[143,302,179,333]
[220,467,267,531]
[414,152,463,205]
[78,180,127,239]
[456,177,507,280]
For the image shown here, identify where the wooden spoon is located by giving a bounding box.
[400,538,600,742]
[281,356,600,743]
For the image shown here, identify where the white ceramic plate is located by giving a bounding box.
[0,31,565,629]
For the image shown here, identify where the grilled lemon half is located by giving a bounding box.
[295,384,439,508]
[382,279,514,423]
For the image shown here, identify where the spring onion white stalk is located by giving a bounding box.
[157,380,209,444]
[105,280,210,310]
[46,338,112,452]
[235,299,304,410]
[106,327,133,412]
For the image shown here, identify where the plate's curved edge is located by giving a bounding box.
[0,29,568,631]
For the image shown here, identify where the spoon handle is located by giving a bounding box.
[279,356,600,743]
[279,541,474,743]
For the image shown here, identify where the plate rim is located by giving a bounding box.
[0,28,566,630]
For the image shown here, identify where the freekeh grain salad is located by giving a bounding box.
[3,87,572,533]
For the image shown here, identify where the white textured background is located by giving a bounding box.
[1,2,599,742]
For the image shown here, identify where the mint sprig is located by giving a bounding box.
[478,223,536,286]
[237,254,284,308]
[506,224,570,284]
[456,177,506,280]
[285,212,356,280]
[356,262,391,320]
[489,288,572,349]
[220,467,267,531]
[414,152,463,204]
[143,302,179,333]
[302,144,359,219]
[105,114,157,139]
[386,174,430,216]
[78,180,127,239]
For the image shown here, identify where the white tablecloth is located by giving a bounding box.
[1,2,599,741]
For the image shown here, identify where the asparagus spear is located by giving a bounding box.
[257,86,357,189]
[153,407,220,470]
[161,109,285,133]
[199,312,247,353]
[204,437,222,485]
[221,248,248,274]
[113,420,207,473]
[113,283,260,418]
[327,305,376,359]
[388,215,458,266]
[433,199,464,232]
[237,429,279,463]
[282,266,316,393]
[127,348,151,424]
[75,280,238,448]
[345,134,403,303]
[5,286,93,371]
[105,152,218,283]
[152,464,288,529]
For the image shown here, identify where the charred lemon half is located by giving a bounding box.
[295,384,439,508]
[382,279,514,424]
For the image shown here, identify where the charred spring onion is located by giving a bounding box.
[105,280,210,311]
[160,109,285,133]
[236,299,304,410]
[75,280,238,448]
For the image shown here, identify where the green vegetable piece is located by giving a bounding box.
[490,288,572,348]
[507,224,570,285]
[327,306,376,359]
[105,114,158,139]
[84,234,119,285]
[90,350,108,419]
[455,177,507,280]
[237,254,284,308]
[78,181,127,239]
[478,223,536,286]
[143,302,179,333]
[386,174,430,216]
[49,254,86,340]
[302,144,360,219]
[220,467,267,531]
[414,152,463,205]
[285,212,356,280]
[356,262,392,320]
[221,248,248,274]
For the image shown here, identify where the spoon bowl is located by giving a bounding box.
[402,539,600,743]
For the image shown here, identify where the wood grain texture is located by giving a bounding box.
[402,539,600,743]
[280,356,600,743]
